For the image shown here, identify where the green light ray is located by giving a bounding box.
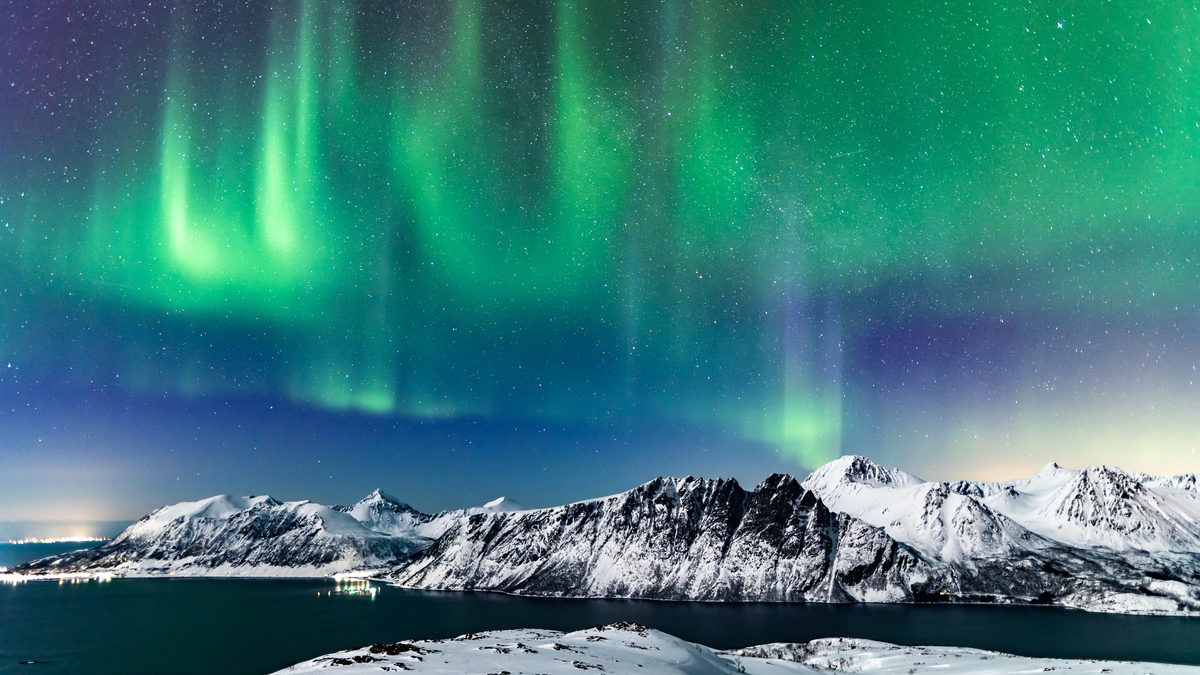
[85,0,340,317]
[552,1,631,254]
[159,85,219,276]
[665,0,760,248]
[390,0,628,307]
[256,0,321,257]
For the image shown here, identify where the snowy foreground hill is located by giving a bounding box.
[13,456,1200,614]
[274,622,1200,674]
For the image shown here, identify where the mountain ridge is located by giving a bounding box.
[388,473,943,603]
[11,457,1200,614]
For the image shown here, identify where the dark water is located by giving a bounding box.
[2,579,1199,675]
[0,543,102,570]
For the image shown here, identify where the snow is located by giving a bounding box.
[131,494,271,532]
[803,455,1200,556]
[15,489,544,579]
[482,496,524,512]
[979,464,1200,552]
[342,491,433,539]
[801,458,1044,562]
[270,624,1200,674]
[806,455,924,490]
[413,496,530,540]
[733,637,1200,674]
[295,502,387,537]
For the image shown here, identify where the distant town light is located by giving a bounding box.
[6,536,110,545]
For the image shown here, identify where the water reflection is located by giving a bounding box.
[320,577,377,599]
[1,579,1198,675]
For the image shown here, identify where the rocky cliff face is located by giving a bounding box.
[388,465,1200,614]
[388,474,946,602]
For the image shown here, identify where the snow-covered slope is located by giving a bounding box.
[800,456,1200,613]
[272,623,1200,675]
[803,456,1200,556]
[336,489,526,540]
[479,495,525,512]
[801,456,1050,562]
[414,495,528,540]
[389,474,947,602]
[980,463,1200,552]
[337,489,434,538]
[16,492,433,577]
[15,490,532,578]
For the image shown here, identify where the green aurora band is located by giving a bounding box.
[2,0,1200,473]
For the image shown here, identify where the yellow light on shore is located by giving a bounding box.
[1,571,116,584]
[6,537,111,545]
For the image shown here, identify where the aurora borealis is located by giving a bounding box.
[2,0,1199,522]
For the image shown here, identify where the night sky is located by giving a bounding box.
[2,0,1199,526]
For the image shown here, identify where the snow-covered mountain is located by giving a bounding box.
[14,490,512,577]
[386,461,1200,613]
[979,463,1200,552]
[416,495,528,540]
[336,489,436,539]
[333,489,526,542]
[801,455,1056,562]
[388,474,948,602]
[798,455,1200,613]
[803,455,1200,556]
[14,457,1200,614]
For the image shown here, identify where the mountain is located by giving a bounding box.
[978,463,1200,552]
[800,455,1200,613]
[12,458,1200,614]
[803,455,1200,555]
[12,491,507,577]
[332,489,526,542]
[388,474,948,602]
[801,455,1057,562]
[387,462,1200,613]
[333,489,444,545]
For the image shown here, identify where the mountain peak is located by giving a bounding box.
[483,496,524,512]
[1034,461,1075,479]
[363,488,405,505]
[755,473,799,492]
[804,455,922,491]
[1073,465,1144,497]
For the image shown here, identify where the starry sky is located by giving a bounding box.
[2,0,1199,526]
